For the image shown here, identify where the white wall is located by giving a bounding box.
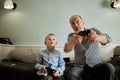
[0,0,120,45]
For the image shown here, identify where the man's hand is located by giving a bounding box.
[88,30,99,42]
[65,33,83,52]
[88,30,108,45]
[73,33,83,44]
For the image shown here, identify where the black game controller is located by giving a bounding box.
[46,67,56,75]
[77,29,91,36]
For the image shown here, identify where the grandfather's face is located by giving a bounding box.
[70,16,84,33]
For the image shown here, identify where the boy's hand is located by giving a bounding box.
[41,66,47,73]
[53,70,59,77]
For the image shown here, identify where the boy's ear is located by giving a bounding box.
[56,42,57,45]
[44,41,46,45]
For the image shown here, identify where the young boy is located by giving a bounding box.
[35,33,65,80]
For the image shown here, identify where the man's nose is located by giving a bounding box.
[74,22,78,26]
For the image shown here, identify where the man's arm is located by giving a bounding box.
[64,33,83,52]
[95,34,110,45]
[64,38,76,52]
[88,28,111,45]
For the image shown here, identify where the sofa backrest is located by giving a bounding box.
[8,46,40,63]
[0,44,74,63]
[0,44,15,60]
[0,44,119,63]
[99,44,117,62]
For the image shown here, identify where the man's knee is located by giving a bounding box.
[64,67,83,80]
[92,63,115,80]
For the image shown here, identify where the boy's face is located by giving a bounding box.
[44,35,57,48]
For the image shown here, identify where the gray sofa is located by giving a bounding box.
[0,44,120,80]
[0,45,39,80]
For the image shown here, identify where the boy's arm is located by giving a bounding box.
[35,53,43,71]
[57,54,65,76]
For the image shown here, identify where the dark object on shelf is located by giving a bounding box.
[0,38,13,45]
[0,60,16,66]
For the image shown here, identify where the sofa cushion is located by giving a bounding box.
[114,46,120,57]
[8,47,40,63]
[99,44,117,62]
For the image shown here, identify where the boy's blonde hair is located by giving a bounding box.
[45,33,56,41]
